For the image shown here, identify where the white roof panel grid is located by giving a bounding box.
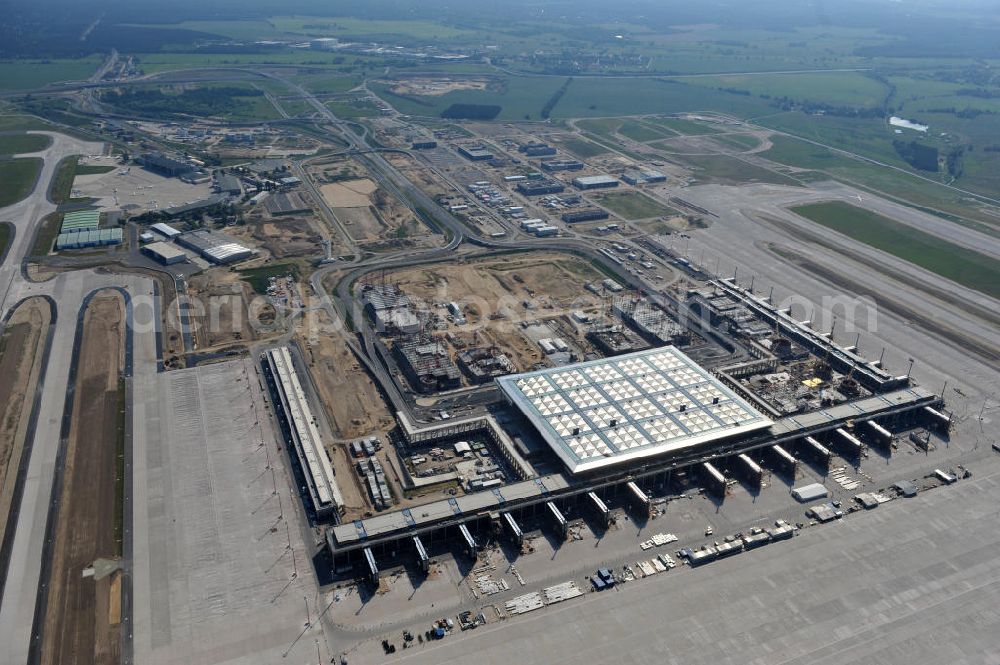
[517,375,556,397]
[496,346,773,474]
[655,391,690,412]
[567,385,607,409]
[611,358,647,376]
[584,404,626,429]
[676,407,718,433]
[583,364,622,383]
[634,373,673,395]
[643,416,686,439]
[603,379,641,401]
[552,370,588,390]
[529,392,573,416]
[551,413,592,437]
[687,383,728,403]
[605,424,650,451]
[567,433,613,460]
[708,401,757,425]
[622,397,662,421]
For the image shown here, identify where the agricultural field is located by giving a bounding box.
[791,201,1000,300]
[681,71,889,108]
[0,58,102,91]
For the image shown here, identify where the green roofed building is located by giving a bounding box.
[55,228,122,250]
[60,210,101,233]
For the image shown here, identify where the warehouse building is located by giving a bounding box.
[572,174,619,190]
[517,179,565,196]
[55,228,123,250]
[411,140,438,150]
[562,208,609,224]
[215,173,243,196]
[458,145,494,161]
[518,142,554,154]
[163,194,227,218]
[175,229,255,264]
[141,241,188,265]
[150,222,182,239]
[540,159,585,172]
[522,144,557,157]
[621,169,667,185]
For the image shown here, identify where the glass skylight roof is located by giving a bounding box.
[496,346,773,474]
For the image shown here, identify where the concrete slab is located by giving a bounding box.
[130,359,330,665]
[349,455,1000,665]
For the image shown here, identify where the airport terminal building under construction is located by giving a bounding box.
[266,276,951,582]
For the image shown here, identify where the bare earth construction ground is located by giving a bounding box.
[40,292,124,665]
[0,297,51,557]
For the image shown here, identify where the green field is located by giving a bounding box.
[709,133,762,151]
[30,213,61,257]
[552,136,608,158]
[293,75,362,94]
[616,120,674,143]
[0,115,55,132]
[0,158,42,207]
[48,156,97,205]
[761,134,1000,235]
[0,134,51,155]
[372,75,776,122]
[101,82,283,122]
[644,116,721,136]
[0,222,11,258]
[591,191,674,220]
[791,201,1000,299]
[682,71,888,108]
[0,58,102,91]
[238,263,301,294]
[678,154,801,186]
[325,99,381,119]
[73,164,116,176]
